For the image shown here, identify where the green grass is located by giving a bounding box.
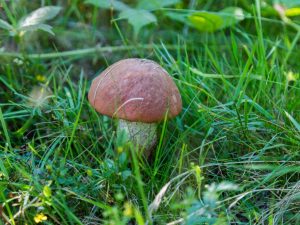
[1,1,300,224]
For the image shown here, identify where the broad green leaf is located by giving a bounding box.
[188,12,223,32]
[85,0,129,11]
[19,24,55,35]
[165,12,187,23]
[0,19,13,30]
[274,0,300,8]
[219,7,245,28]
[137,0,181,10]
[168,7,245,32]
[19,6,61,28]
[285,7,300,16]
[119,9,157,36]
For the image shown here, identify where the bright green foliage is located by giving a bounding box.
[137,0,181,10]
[85,0,179,36]
[119,9,157,37]
[85,0,129,11]
[188,12,224,32]
[275,0,300,8]
[168,7,246,32]
[0,19,13,30]
[0,6,61,36]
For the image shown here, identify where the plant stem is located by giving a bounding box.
[0,44,180,59]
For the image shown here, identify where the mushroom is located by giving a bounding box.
[88,58,182,153]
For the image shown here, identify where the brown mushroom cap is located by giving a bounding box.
[88,58,182,123]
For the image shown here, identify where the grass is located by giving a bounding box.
[0,1,300,224]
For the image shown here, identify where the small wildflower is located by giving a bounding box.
[117,146,123,153]
[43,185,52,198]
[233,8,244,20]
[34,213,47,223]
[28,86,52,108]
[193,165,204,186]
[86,169,93,177]
[115,192,124,201]
[189,162,195,168]
[286,71,298,82]
[46,164,52,172]
[13,58,24,66]
[123,202,133,217]
[19,30,25,37]
[36,74,46,82]
[194,165,201,174]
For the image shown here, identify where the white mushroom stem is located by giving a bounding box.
[118,119,157,152]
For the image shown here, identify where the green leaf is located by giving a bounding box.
[19,24,55,35]
[119,9,157,36]
[0,19,13,31]
[188,12,223,32]
[285,7,300,16]
[137,0,181,10]
[169,7,245,32]
[85,0,129,11]
[274,0,300,8]
[17,6,61,36]
[121,170,132,180]
[285,111,300,132]
[19,6,61,28]
[219,7,245,29]
[165,11,187,23]
[0,159,9,179]
[134,208,145,225]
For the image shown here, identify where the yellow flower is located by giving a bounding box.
[286,71,298,82]
[123,202,133,217]
[117,146,123,153]
[36,74,46,82]
[34,213,47,223]
[86,169,93,177]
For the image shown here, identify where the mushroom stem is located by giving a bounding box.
[118,119,157,153]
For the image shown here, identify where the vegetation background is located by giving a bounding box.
[0,0,300,224]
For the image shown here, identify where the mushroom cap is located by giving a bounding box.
[88,58,182,123]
